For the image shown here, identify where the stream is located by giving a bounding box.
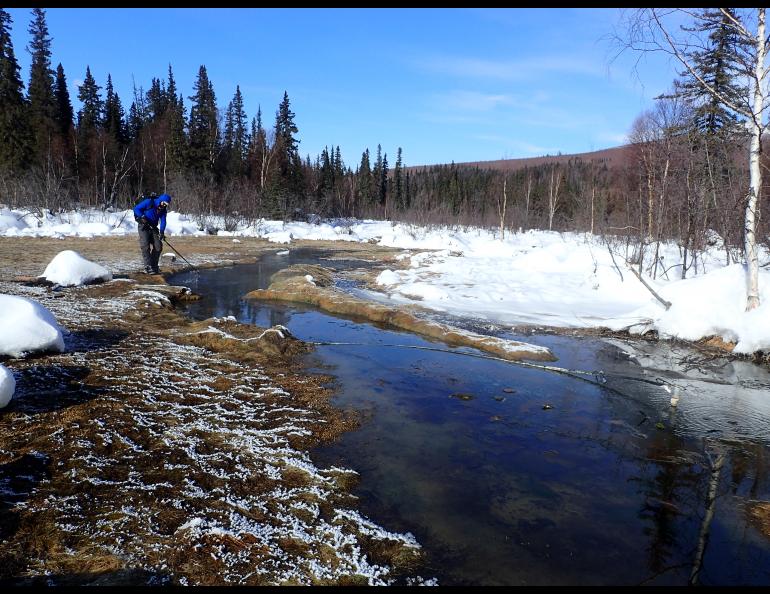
[170,249,770,586]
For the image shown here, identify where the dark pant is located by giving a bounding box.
[138,224,162,270]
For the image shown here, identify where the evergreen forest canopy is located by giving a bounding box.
[0,8,767,271]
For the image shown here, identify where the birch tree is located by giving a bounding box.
[623,8,768,310]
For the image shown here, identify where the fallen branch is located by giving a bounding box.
[627,263,672,310]
[606,243,624,282]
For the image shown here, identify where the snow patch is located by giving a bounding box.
[0,364,15,408]
[41,250,112,286]
[0,295,65,357]
[376,270,401,286]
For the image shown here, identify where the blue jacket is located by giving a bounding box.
[134,194,171,234]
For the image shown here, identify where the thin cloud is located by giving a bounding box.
[416,54,604,80]
[436,90,514,112]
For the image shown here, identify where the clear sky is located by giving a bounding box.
[6,8,680,167]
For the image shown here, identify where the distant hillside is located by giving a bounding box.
[410,145,633,172]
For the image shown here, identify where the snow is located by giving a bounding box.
[0,207,206,238]
[0,295,65,357]
[4,206,770,352]
[0,364,15,408]
[41,250,112,286]
[376,270,401,286]
[608,264,770,353]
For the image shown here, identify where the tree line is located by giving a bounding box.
[0,8,766,279]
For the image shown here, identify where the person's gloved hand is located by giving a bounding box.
[160,232,165,241]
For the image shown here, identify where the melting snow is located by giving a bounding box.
[41,250,112,286]
[0,294,64,357]
[0,364,15,408]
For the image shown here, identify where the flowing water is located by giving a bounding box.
[171,250,770,586]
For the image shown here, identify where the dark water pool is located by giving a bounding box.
[171,251,770,586]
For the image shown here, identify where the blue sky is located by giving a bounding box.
[6,8,679,167]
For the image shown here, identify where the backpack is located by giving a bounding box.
[134,192,158,222]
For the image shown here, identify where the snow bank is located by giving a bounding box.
[5,206,770,351]
[610,264,770,353]
[0,207,207,238]
[41,250,112,286]
[0,295,65,357]
[0,364,15,408]
[0,208,28,233]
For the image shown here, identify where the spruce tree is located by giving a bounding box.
[127,100,143,142]
[223,85,247,176]
[372,144,382,207]
[319,145,332,198]
[27,8,56,165]
[379,152,388,207]
[76,66,103,179]
[77,66,102,133]
[334,145,343,180]
[0,9,31,172]
[678,8,747,136]
[166,66,188,173]
[357,148,372,207]
[146,76,168,122]
[394,147,404,210]
[103,74,126,145]
[248,105,268,189]
[187,65,219,175]
[273,91,301,195]
[53,63,73,137]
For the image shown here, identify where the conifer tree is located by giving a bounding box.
[0,9,31,172]
[334,145,343,180]
[394,147,404,210]
[146,77,169,123]
[372,144,382,207]
[223,85,248,176]
[273,91,301,195]
[379,152,389,207]
[27,8,56,164]
[53,63,73,137]
[103,74,126,145]
[357,148,372,207]
[76,66,103,180]
[166,66,188,173]
[77,66,102,133]
[677,8,748,135]
[248,105,269,189]
[188,65,219,175]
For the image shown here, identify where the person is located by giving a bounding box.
[133,192,172,274]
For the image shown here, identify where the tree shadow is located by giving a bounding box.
[1,567,171,587]
[64,328,129,354]
[0,452,51,543]
[5,364,105,415]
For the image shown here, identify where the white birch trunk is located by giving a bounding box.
[745,8,765,311]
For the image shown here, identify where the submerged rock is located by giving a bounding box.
[450,392,475,401]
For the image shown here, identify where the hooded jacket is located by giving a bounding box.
[133,194,172,235]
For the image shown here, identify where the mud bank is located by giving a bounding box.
[0,246,430,585]
[245,264,555,362]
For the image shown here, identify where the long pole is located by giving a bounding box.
[162,237,196,270]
